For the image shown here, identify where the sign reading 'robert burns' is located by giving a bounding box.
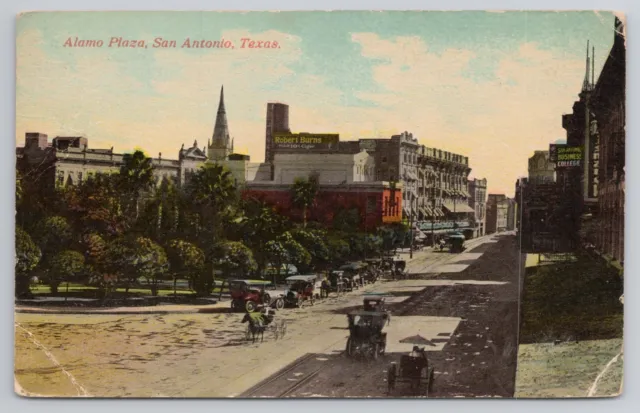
[549,144,583,168]
[273,133,340,152]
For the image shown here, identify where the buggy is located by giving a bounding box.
[387,347,435,397]
[321,271,346,298]
[228,279,284,312]
[345,311,388,360]
[284,274,318,307]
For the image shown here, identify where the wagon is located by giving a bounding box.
[228,279,284,312]
[387,347,435,397]
[448,234,466,253]
[284,274,318,307]
[321,271,346,298]
[345,311,388,360]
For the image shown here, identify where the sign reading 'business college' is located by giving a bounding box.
[549,144,583,168]
[273,133,339,152]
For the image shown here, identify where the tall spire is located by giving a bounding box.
[211,85,230,146]
[208,85,232,161]
[582,41,592,92]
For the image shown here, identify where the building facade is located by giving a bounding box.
[528,151,556,185]
[272,151,375,185]
[17,85,239,190]
[468,178,487,236]
[264,102,291,166]
[486,194,508,234]
[243,181,403,230]
[592,16,626,265]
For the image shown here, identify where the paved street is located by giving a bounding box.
[241,233,521,398]
[14,233,520,398]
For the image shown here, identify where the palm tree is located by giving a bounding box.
[120,150,154,220]
[291,175,319,228]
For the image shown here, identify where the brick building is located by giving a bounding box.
[592,16,626,265]
[486,194,509,234]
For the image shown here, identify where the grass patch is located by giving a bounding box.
[515,339,623,398]
[519,253,623,344]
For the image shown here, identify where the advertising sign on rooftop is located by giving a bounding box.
[273,133,339,152]
[549,144,582,168]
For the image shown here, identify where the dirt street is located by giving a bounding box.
[14,234,515,398]
[242,234,521,398]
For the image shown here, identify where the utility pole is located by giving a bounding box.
[410,191,414,259]
[431,198,436,248]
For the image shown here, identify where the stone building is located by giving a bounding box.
[271,151,375,185]
[18,133,208,189]
[592,16,626,265]
[338,132,421,221]
[486,194,509,234]
[17,85,238,190]
[528,151,556,185]
[468,178,488,236]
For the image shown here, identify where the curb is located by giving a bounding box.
[15,306,231,316]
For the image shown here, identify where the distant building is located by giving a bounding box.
[17,86,240,190]
[468,178,487,236]
[528,151,555,185]
[506,198,517,231]
[486,194,508,234]
[264,102,291,170]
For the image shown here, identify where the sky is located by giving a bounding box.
[16,11,618,196]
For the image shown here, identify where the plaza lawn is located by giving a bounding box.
[28,279,229,297]
[519,253,623,344]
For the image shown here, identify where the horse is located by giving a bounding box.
[241,313,267,343]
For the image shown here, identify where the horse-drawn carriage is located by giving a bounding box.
[284,274,318,307]
[241,307,287,343]
[321,271,346,298]
[448,233,467,253]
[387,347,435,396]
[345,311,389,360]
[339,262,367,291]
[228,279,285,312]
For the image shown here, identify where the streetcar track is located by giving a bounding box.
[240,353,317,397]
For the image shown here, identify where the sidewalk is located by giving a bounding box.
[15,299,231,315]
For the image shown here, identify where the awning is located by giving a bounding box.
[420,207,430,218]
[442,201,475,213]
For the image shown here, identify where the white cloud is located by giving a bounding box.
[17,28,588,196]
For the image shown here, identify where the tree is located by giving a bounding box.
[333,207,361,233]
[278,232,311,275]
[120,150,155,221]
[264,240,289,284]
[65,173,127,236]
[235,198,288,276]
[327,236,350,265]
[291,229,329,272]
[81,233,112,297]
[33,216,73,258]
[104,238,137,294]
[291,175,319,228]
[166,239,205,296]
[16,169,23,207]
[15,226,41,298]
[48,250,85,297]
[131,237,169,296]
[186,163,237,242]
[214,241,257,278]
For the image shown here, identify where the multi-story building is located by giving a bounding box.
[506,198,517,231]
[528,151,556,185]
[17,85,244,190]
[592,16,626,265]
[18,133,207,189]
[486,194,509,234]
[468,178,487,236]
[264,102,291,179]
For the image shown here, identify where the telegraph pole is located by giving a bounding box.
[410,192,414,259]
[431,198,436,247]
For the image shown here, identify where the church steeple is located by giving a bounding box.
[581,41,593,93]
[208,85,232,161]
